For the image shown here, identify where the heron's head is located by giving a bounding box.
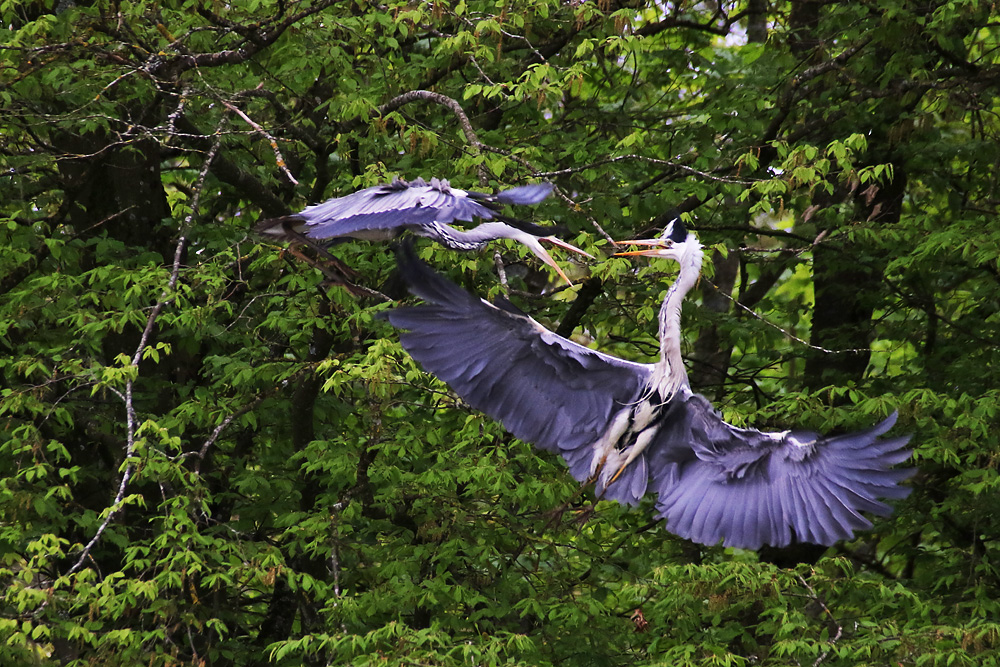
[614,217,699,263]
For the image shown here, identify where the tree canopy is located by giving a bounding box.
[2,0,999,665]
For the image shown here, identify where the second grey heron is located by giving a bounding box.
[256,177,590,284]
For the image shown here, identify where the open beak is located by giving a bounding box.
[530,243,574,285]
[515,236,590,286]
[524,237,592,286]
[541,236,595,260]
[614,239,674,257]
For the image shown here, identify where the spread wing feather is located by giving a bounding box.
[488,183,555,206]
[382,243,651,478]
[648,394,914,549]
[257,178,554,240]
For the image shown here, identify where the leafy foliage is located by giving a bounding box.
[2,0,999,664]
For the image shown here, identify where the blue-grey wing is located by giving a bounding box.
[299,208,441,240]
[491,183,555,205]
[383,243,652,482]
[256,178,553,240]
[294,178,495,238]
[647,394,914,548]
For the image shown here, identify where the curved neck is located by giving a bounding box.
[425,222,511,251]
[654,237,704,397]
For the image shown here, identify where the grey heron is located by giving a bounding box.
[383,220,913,549]
[255,177,590,285]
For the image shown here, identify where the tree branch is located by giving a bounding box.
[379,89,493,184]
[796,574,843,667]
[148,0,340,80]
[66,125,223,577]
[221,99,299,185]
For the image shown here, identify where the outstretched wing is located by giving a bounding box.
[474,182,555,206]
[382,243,652,484]
[257,178,554,240]
[648,393,914,549]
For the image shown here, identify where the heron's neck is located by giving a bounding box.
[428,222,508,251]
[654,239,704,398]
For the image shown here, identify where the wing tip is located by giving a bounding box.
[495,181,555,205]
[653,404,915,550]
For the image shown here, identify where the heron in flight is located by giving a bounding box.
[256,177,590,285]
[383,220,913,549]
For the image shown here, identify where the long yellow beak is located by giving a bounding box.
[541,236,596,260]
[528,237,594,286]
[532,244,573,285]
[614,239,672,257]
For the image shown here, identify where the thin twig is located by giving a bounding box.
[467,55,496,85]
[66,126,224,577]
[700,233,868,355]
[535,153,753,185]
[221,98,299,185]
[192,396,265,474]
[555,190,617,245]
[380,90,619,243]
[493,249,510,296]
[796,574,843,667]
[713,287,868,355]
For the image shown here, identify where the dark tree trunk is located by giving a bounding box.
[691,249,739,393]
[805,164,906,389]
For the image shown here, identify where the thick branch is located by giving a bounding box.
[149,0,340,80]
[555,278,604,338]
[380,90,483,151]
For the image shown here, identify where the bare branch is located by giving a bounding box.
[221,98,299,185]
[192,397,265,475]
[796,574,844,667]
[380,90,483,151]
[66,122,224,577]
[379,89,491,184]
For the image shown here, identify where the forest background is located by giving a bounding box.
[2,0,999,665]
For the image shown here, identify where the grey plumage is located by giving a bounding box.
[383,232,913,550]
[256,177,587,283]
[256,177,555,240]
